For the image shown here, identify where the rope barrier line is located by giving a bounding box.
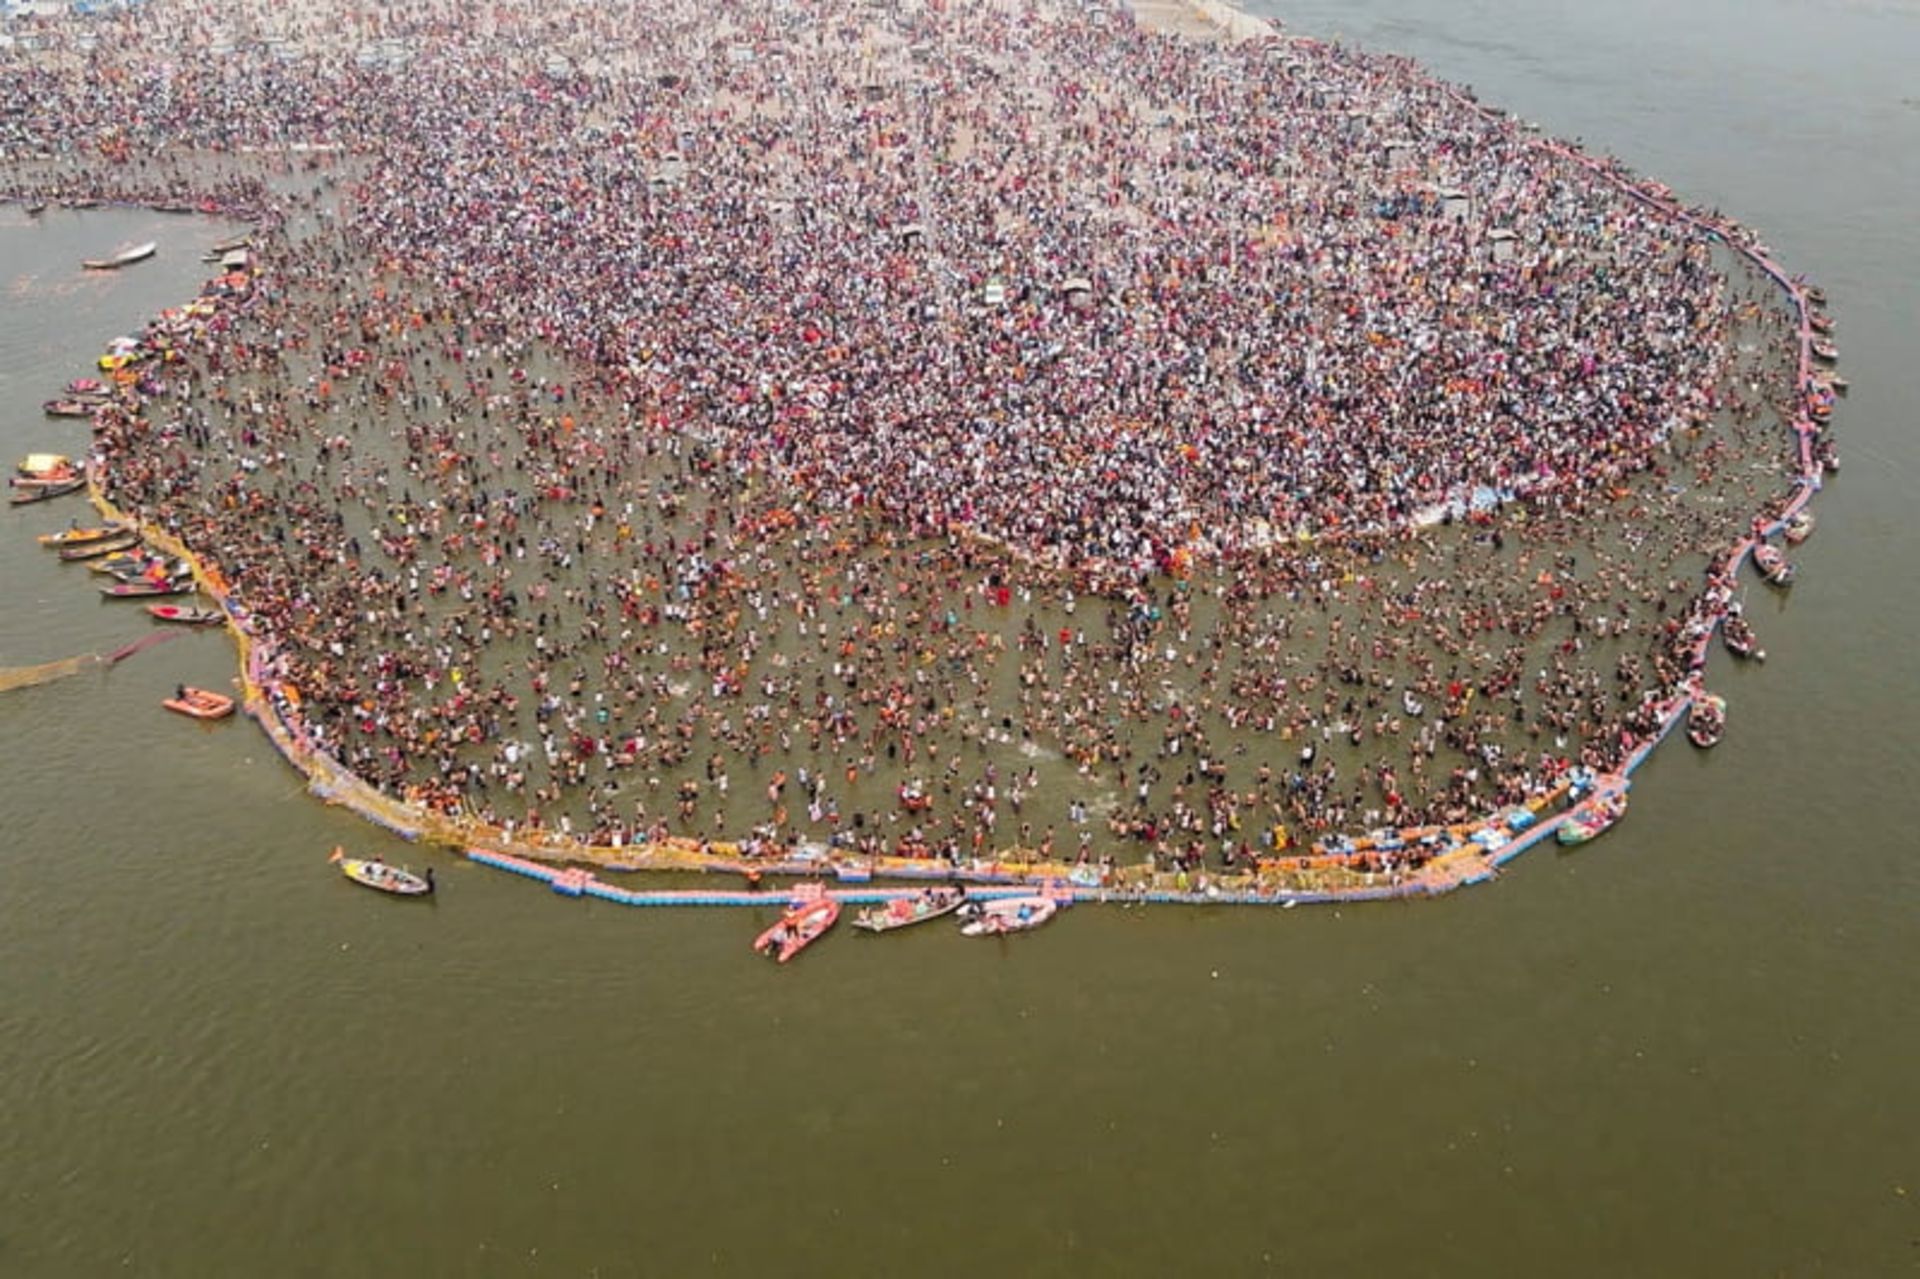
[60,14,1826,909]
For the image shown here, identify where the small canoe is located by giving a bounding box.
[146,604,223,626]
[42,399,99,418]
[57,532,141,561]
[82,241,157,270]
[853,887,967,933]
[163,684,234,719]
[101,576,194,597]
[1557,792,1627,846]
[753,892,840,963]
[958,895,1060,936]
[9,478,85,504]
[38,522,129,548]
[331,847,434,896]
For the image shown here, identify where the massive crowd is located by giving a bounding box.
[2,0,1809,867]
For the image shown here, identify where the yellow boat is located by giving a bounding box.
[38,522,130,548]
[330,848,435,896]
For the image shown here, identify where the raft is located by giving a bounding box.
[753,889,839,962]
[163,685,234,719]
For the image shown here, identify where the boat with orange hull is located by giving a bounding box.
[163,685,234,719]
[753,887,840,962]
[38,522,129,549]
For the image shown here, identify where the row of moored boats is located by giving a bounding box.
[753,883,1072,963]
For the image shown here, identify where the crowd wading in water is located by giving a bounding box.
[0,0,1836,905]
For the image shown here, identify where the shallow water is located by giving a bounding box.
[2,0,1918,1273]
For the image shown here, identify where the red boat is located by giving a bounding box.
[752,885,840,963]
[146,604,224,626]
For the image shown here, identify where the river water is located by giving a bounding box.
[2,0,1917,1274]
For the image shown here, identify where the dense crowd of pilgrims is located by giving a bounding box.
[0,0,1809,874]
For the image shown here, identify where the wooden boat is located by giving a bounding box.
[1810,338,1838,364]
[66,377,106,395]
[330,847,434,896]
[1808,312,1834,335]
[1721,610,1764,661]
[146,603,223,626]
[42,399,99,418]
[101,576,193,597]
[1557,791,1627,846]
[82,241,157,271]
[853,886,967,933]
[1752,543,1794,587]
[88,551,148,574]
[1804,285,1828,307]
[90,552,168,577]
[752,886,839,962]
[57,532,141,561]
[1783,511,1815,545]
[208,232,253,255]
[9,478,84,504]
[11,471,81,490]
[38,522,128,548]
[1687,694,1726,749]
[163,684,234,719]
[959,894,1061,936]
